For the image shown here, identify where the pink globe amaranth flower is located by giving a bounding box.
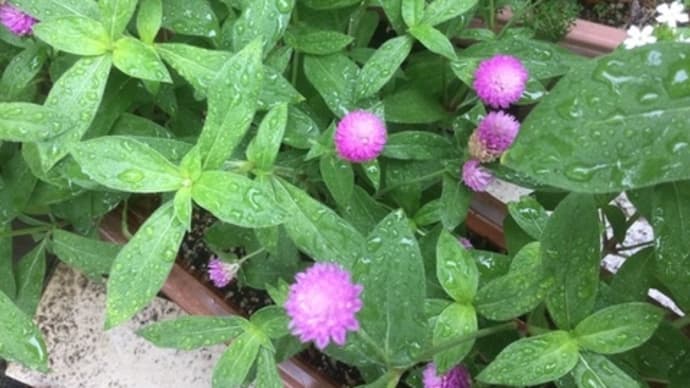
[284,262,363,350]
[473,55,529,109]
[0,3,36,36]
[462,160,494,192]
[423,363,472,388]
[207,258,239,288]
[476,111,520,156]
[334,110,387,163]
[458,237,473,249]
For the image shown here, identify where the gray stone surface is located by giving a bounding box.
[6,264,225,388]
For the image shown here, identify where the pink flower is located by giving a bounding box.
[0,3,36,36]
[462,160,493,192]
[284,262,363,349]
[334,110,387,163]
[207,258,239,288]
[474,111,520,159]
[423,363,472,388]
[458,237,473,249]
[473,55,528,109]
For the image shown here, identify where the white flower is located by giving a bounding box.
[623,25,658,49]
[656,1,689,28]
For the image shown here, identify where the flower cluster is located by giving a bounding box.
[462,55,527,192]
[334,110,387,163]
[0,2,36,36]
[207,258,240,288]
[423,363,472,388]
[624,1,689,49]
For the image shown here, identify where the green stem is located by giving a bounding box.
[356,329,390,366]
[488,0,496,31]
[238,248,266,264]
[672,314,690,329]
[0,225,55,239]
[121,200,133,240]
[414,321,518,362]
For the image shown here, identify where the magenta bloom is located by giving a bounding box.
[473,55,528,109]
[462,160,493,192]
[334,110,387,163]
[285,262,363,349]
[477,111,520,155]
[458,237,473,249]
[423,363,472,388]
[0,3,36,36]
[207,258,239,288]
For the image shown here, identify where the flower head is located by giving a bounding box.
[458,237,473,249]
[423,363,472,388]
[207,258,239,288]
[623,25,657,49]
[470,111,520,161]
[462,160,493,192]
[285,262,363,349]
[335,110,387,163]
[473,55,529,109]
[0,3,36,36]
[656,1,689,28]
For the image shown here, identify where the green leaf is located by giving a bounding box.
[340,186,390,235]
[30,55,112,171]
[232,0,294,53]
[137,316,246,350]
[571,352,642,388]
[52,229,119,277]
[383,131,454,160]
[478,331,579,386]
[408,24,457,60]
[0,290,48,371]
[71,136,185,193]
[0,103,68,142]
[354,210,426,365]
[100,0,138,38]
[320,154,354,207]
[433,303,477,373]
[301,0,360,9]
[475,242,551,320]
[507,196,549,240]
[610,248,654,303]
[401,0,424,27]
[272,178,365,268]
[155,43,229,94]
[383,88,449,124]
[33,16,110,56]
[246,103,288,172]
[0,44,48,101]
[0,225,15,299]
[161,0,218,38]
[11,0,100,21]
[256,348,283,388]
[14,240,47,316]
[422,0,477,26]
[192,171,286,228]
[355,35,412,100]
[198,40,263,169]
[212,332,262,388]
[250,306,289,339]
[303,53,359,117]
[504,43,690,192]
[105,201,186,328]
[574,302,664,354]
[436,230,478,303]
[137,0,162,43]
[440,173,471,230]
[652,181,690,310]
[285,26,351,55]
[113,37,171,82]
[259,67,304,110]
[542,194,601,329]
[173,187,192,230]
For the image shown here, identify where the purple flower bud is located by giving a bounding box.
[285,263,363,350]
[462,160,493,192]
[423,363,472,388]
[473,55,529,109]
[472,111,521,161]
[335,110,387,163]
[0,3,36,36]
[207,258,239,288]
[458,237,473,249]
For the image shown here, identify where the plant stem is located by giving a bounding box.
[238,248,266,264]
[0,225,54,238]
[672,314,690,329]
[414,321,518,362]
[488,0,496,31]
[121,200,133,240]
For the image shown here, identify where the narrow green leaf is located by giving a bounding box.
[284,106,321,149]
[478,331,579,386]
[440,173,471,230]
[0,103,68,142]
[231,0,294,53]
[52,229,119,277]
[383,131,454,160]
[0,290,48,371]
[11,0,100,20]
[436,230,478,303]
[542,194,601,329]
[381,0,405,33]
[507,196,549,240]
[303,53,359,117]
[71,136,185,193]
[572,352,642,388]
[198,39,263,169]
[246,103,288,172]
[0,44,48,101]
[212,332,262,388]
[610,248,654,303]
[161,0,218,38]
[433,303,477,373]
[113,36,171,82]
[14,240,47,316]
[100,0,138,38]
[137,0,162,43]
[138,316,246,350]
[421,0,477,26]
[285,26,352,55]
[173,187,192,230]
[155,43,230,94]
[383,88,449,124]
[0,225,15,298]
[192,171,286,228]
[574,302,664,354]
[250,306,289,339]
[33,16,110,56]
[105,201,186,328]
[401,0,424,27]
[356,35,412,99]
[256,348,283,388]
[301,0,360,9]
[408,24,457,60]
[320,154,354,207]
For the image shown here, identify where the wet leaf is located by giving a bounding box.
[136,0,162,43]
[250,306,289,339]
[433,303,477,373]
[0,225,15,299]
[507,196,549,240]
[320,154,354,207]
[383,131,454,160]
[12,0,100,20]
[436,230,478,303]
[0,44,48,101]
[0,289,48,371]
[409,23,457,60]
[356,35,412,100]
[255,347,283,388]
[52,229,119,277]
[301,0,360,9]
[14,239,47,316]
[99,0,138,38]
[212,331,262,388]
[161,0,218,38]
[33,16,110,56]
[113,36,171,82]
[137,316,246,350]
[0,103,69,142]
[571,352,642,388]
[232,0,294,53]
[303,53,358,117]
[421,0,477,26]
[285,26,352,55]
[246,103,288,172]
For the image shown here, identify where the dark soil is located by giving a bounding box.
[579,0,673,27]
